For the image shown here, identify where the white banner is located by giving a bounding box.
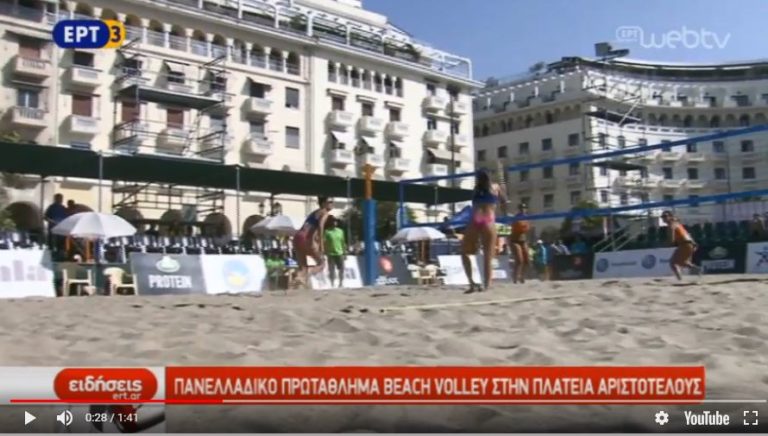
[200,255,267,294]
[745,242,768,273]
[438,255,481,286]
[310,256,364,290]
[0,249,55,298]
[593,248,675,279]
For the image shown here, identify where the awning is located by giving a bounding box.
[389,140,405,149]
[330,131,355,147]
[428,149,456,161]
[360,136,382,151]
[164,61,186,74]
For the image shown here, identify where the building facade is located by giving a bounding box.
[0,0,479,237]
[473,57,768,231]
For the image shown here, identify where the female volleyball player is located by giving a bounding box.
[661,210,702,280]
[462,170,506,293]
[293,196,334,288]
[509,203,530,283]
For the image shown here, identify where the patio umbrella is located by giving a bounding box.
[390,226,446,243]
[52,212,137,239]
[250,215,298,236]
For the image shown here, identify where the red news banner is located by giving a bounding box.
[165,367,705,405]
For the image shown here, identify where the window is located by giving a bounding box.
[568,133,579,147]
[598,133,607,148]
[497,146,507,158]
[543,194,554,210]
[121,100,138,122]
[451,121,460,134]
[519,142,529,155]
[285,127,300,149]
[543,166,553,179]
[166,107,184,128]
[663,194,674,202]
[569,163,579,176]
[167,68,184,84]
[426,83,436,96]
[620,193,628,205]
[545,112,554,124]
[709,115,720,127]
[476,150,486,161]
[741,140,754,152]
[209,115,225,132]
[70,141,91,150]
[250,81,269,98]
[570,191,581,205]
[600,190,609,203]
[687,168,699,180]
[541,138,552,151]
[329,97,345,112]
[714,168,726,180]
[72,51,94,67]
[599,167,608,176]
[122,58,141,73]
[661,140,672,152]
[743,167,756,179]
[361,102,374,117]
[713,141,725,153]
[426,117,437,130]
[327,62,336,82]
[285,88,300,109]
[389,108,401,122]
[16,88,40,108]
[617,136,626,148]
[520,197,530,207]
[18,37,42,59]
[388,144,402,158]
[740,115,750,127]
[662,167,673,179]
[619,170,627,177]
[732,95,750,107]
[520,170,529,182]
[249,120,265,135]
[686,142,697,153]
[638,138,648,146]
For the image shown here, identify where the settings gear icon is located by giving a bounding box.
[654,410,670,426]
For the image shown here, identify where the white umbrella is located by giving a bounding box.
[390,226,446,243]
[250,215,298,236]
[52,212,137,239]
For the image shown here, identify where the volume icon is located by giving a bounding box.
[56,410,73,427]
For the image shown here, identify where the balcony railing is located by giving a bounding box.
[11,106,47,127]
[423,95,448,111]
[387,157,410,172]
[329,149,355,165]
[359,153,384,168]
[359,116,385,133]
[69,66,101,86]
[386,122,409,138]
[423,130,449,144]
[245,135,273,156]
[328,111,355,128]
[425,163,448,177]
[13,55,51,77]
[245,97,273,115]
[68,115,99,135]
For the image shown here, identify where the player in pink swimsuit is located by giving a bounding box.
[292,196,333,288]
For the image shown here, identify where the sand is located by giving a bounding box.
[1,275,767,431]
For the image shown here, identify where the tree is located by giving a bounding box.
[341,201,416,243]
[560,200,603,238]
[528,61,547,74]
[0,131,20,230]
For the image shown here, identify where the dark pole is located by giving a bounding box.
[449,92,456,215]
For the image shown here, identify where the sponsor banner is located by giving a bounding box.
[310,256,364,290]
[552,254,594,281]
[745,242,768,274]
[129,253,205,295]
[165,366,705,404]
[593,248,675,279]
[0,249,55,298]
[438,255,512,285]
[692,243,745,275]
[201,255,267,294]
[374,255,415,286]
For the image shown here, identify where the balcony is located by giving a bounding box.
[423,95,447,112]
[684,179,706,190]
[157,127,188,149]
[536,150,556,161]
[640,178,661,189]
[244,135,273,156]
[739,151,762,162]
[425,163,448,177]
[565,175,582,186]
[329,149,355,166]
[386,122,409,138]
[563,146,582,156]
[359,153,384,168]
[164,81,196,94]
[449,100,469,115]
[705,180,729,190]
[328,110,355,129]
[659,151,682,161]
[10,106,47,128]
[512,154,530,163]
[450,133,470,148]
[614,176,640,188]
[540,179,557,190]
[684,152,707,163]
[660,179,683,189]
[244,97,273,116]
[423,130,449,146]
[12,55,51,78]
[359,116,385,133]
[516,181,533,192]
[68,115,99,135]
[68,66,101,87]
[739,179,767,190]
[387,157,410,173]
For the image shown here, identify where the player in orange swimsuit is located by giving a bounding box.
[509,203,530,284]
[661,210,702,280]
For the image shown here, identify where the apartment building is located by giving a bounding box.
[474,56,768,230]
[0,0,480,236]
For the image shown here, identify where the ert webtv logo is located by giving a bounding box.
[52,19,124,49]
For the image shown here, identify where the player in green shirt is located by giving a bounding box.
[323,216,346,288]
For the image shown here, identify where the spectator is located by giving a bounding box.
[44,194,68,252]
[553,240,570,255]
[570,235,589,255]
[533,240,551,281]
[324,216,346,288]
[66,200,77,216]
[750,214,765,241]
[145,223,160,238]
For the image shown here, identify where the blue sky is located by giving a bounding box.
[365,0,768,81]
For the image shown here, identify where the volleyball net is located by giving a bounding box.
[398,124,768,244]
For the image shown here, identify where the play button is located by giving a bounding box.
[24,411,36,426]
